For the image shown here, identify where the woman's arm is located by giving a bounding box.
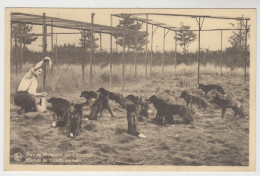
[35,92,47,97]
[32,57,52,72]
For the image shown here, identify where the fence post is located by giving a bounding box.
[10,22,12,71]
[100,32,102,62]
[197,17,201,85]
[244,20,248,82]
[66,48,68,64]
[15,33,17,76]
[55,34,58,64]
[174,31,177,75]
[19,23,22,73]
[220,30,223,82]
[122,13,126,91]
[42,13,47,92]
[145,13,148,84]
[93,33,96,76]
[135,20,138,80]
[110,15,113,88]
[90,13,95,89]
[162,28,165,80]
[82,30,85,89]
[51,22,54,75]
[150,24,153,79]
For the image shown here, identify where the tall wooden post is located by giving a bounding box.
[93,33,96,76]
[197,17,201,85]
[116,38,118,53]
[110,15,113,87]
[135,20,138,80]
[162,28,165,80]
[174,31,177,75]
[19,23,22,73]
[15,33,17,75]
[99,32,102,66]
[65,48,68,64]
[220,30,223,81]
[82,30,85,89]
[90,13,95,89]
[122,13,126,91]
[150,25,154,79]
[51,21,54,74]
[145,14,148,84]
[10,22,12,69]
[244,20,248,82]
[42,13,47,91]
[55,34,58,64]
[99,33,102,53]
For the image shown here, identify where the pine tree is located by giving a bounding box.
[12,23,38,51]
[228,18,250,50]
[79,30,99,51]
[175,22,197,54]
[113,14,148,51]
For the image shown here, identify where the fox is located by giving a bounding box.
[198,83,225,96]
[148,95,193,125]
[69,103,84,138]
[210,91,247,118]
[180,90,208,109]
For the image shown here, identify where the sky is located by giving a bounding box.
[7,8,254,53]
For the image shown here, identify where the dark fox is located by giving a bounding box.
[198,83,225,96]
[210,92,247,118]
[69,103,84,138]
[125,101,146,138]
[147,95,165,123]
[80,91,98,105]
[88,93,114,120]
[180,90,208,109]
[47,97,71,127]
[125,94,149,118]
[147,95,193,125]
[97,87,126,109]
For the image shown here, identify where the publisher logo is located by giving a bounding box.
[13,152,23,162]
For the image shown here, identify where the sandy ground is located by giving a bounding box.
[9,74,249,166]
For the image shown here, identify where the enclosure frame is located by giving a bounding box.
[112,13,250,84]
[10,12,144,91]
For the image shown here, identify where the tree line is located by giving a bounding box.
[11,16,250,68]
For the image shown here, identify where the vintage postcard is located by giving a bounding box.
[4,8,256,172]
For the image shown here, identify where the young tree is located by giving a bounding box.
[79,30,99,51]
[175,22,197,54]
[12,23,38,50]
[228,18,250,50]
[113,15,148,51]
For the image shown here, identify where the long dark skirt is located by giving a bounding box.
[14,91,37,113]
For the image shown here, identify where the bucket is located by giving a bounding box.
[37,96,47,112]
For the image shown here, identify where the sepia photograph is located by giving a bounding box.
[3,7,256,172]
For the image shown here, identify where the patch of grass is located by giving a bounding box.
[84,123,97,132]
[159,142,170,151]
[79,149,89,154]
[100,72,120,83]
[99,144,118,154]
[118,139,131,144]
[114,127,126,135]
[58,141,74,151]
